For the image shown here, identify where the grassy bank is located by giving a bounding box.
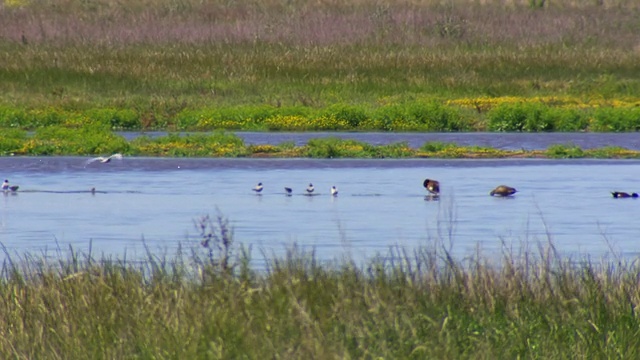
[0,216,639,358]
[1,0,640,132]
[3,96,640,132]
[1,127,639,159]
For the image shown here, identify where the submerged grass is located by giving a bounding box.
[1,214,640,358]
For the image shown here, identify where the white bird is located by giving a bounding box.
[331,186,338,196]
[253,182,263,193]
[86,153,123,165]
[306,183,314,194]
[284,187,292,196]
[2,179,19,192]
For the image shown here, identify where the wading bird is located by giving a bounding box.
[306,183,315,194]
[284,187,292,196]
[252,182,263,193]
[331,186,338,196]
[423,179,440,195]
[1,179,19,192]
[490,185,517,197]
[86,153,123,165]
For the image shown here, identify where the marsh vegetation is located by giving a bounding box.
[1,215,639,358]
[1,0,640,133]
[2,1,640,356]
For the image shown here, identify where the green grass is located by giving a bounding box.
[1,214,639,358]
[3,101,640,132]
[1,0,640,132]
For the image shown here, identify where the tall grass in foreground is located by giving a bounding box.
[0,215,640,358]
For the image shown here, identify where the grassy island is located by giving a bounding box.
[2,128,640,159]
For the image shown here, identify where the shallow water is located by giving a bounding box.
[121,131,640,150]
[1,156,639,267]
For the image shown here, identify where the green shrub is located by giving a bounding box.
[371,104,406,131]
[546,144,585,158]
[405,101,470,131]
[29,125,130,155]
[553,108,589,132]
[589,106,640,132]
[420,141,458,152]
[588,146,633,158]
[487,102,557,132]
[373,142,414,158]
[304,137,370,158]
[0,106,27,128]
[487,102,593,132]
[175,109,217,130]
[323,104,369,128]
[0,129,27,154]
[130,132,247,157]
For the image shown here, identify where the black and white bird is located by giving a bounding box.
[86,153,123,165]
[252,182,264,193]
[331,186,338,196]
[490,185,517,197]
[611,191,638,198]
[1,179,19,192]
[306,183,315,194]
[284,187,292,196]
[423,179,440,195]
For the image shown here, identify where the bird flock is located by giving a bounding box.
[424,178,519,198]
[253,182,338,197]
[3,154,124,195]
[423,178,636,199]
[2,152,637,201]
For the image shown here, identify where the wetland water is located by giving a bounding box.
[120,131,640,150]
[1,155,640,266]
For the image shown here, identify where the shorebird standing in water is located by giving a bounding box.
[423,179,440,196]
[2,179,19,192]
[306,183,315,194]
[85,153,123,165]
[252,182,264,193]
[331,186,338,196]
[284,187,292,196]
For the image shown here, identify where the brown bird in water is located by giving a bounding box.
[423,179,440,195]
[490,185,517,197]
[611,191,638,198]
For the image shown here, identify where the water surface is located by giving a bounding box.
[121,131,640,150]
[1,157,639,267]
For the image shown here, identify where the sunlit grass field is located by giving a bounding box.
[1,0,640,131]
